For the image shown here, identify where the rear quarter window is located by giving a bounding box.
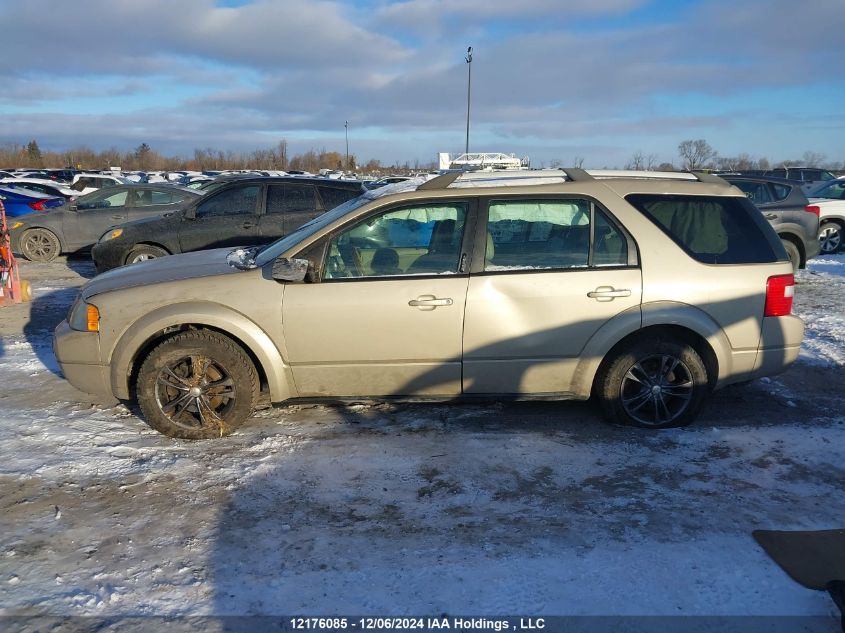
[626,194,782,265]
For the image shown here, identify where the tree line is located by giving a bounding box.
[0,139,414,175]
[2,138,842,175]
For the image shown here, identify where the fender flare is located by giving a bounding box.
[108,301,294,402]
[570,301,733,397]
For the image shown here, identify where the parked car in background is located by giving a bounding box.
[807,179,845,253]
[44,168,78,183]
[0,186,64,217]
[0,178,80,202]
[91,176,365,271]
[70,173,131,195]
[735,168,838,194]
[721,175,820,271]
[767,167,838,194]
[55,169,802,439]
[365,175,413,189]
[9,184,201,262]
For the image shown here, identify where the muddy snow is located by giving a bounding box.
[1,255,844,623]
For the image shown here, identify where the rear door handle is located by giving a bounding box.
[764,213,778,220]
[110,214,124,220]
[587,286,631,301]
[408,295,453,310]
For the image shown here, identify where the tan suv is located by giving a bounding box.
[53,169,804,439]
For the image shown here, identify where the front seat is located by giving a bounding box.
[407,219,460,273]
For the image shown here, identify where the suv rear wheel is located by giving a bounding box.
[596,338,709,429]
[136,330,259,439]
[818,221,842,254]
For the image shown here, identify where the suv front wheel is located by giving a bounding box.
[597,338,709,429]
[136,330,259,439]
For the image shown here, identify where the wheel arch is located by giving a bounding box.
[123,242,172,265]
[107,301,294,402]
[778,231,804,267]
[572,301,730,398]
[18,224,67,254]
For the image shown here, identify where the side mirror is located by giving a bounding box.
[182,206,196,220]
[272,257,308,282]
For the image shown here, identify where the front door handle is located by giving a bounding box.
[241,222,255,229]
[110,214,123,220]
[587,286,631,302]
[764,213,778,220]
[408,295,453,311]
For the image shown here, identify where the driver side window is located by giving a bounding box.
[196,185,259,218]
[323,203,468,279]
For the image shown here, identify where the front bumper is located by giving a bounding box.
[91,242,126,273]
[53,319,113,400]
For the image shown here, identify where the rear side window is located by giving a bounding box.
[485,199,628,271]
[732,181,772,205]
[626,194,781,265]
[318,186,359,210]
[266,184,316,214]
[771,183,791,201]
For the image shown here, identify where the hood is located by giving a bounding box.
[82,247,244,299]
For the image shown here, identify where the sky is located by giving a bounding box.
[0,0,843,168]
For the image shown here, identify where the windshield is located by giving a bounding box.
[253,176,430,267]
[254,195,371,266]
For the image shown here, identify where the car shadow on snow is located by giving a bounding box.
[63,253,97,279]
[22,287,78,377]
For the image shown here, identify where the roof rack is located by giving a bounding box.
[416,168,725,191]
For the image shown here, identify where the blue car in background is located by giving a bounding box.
[0,186,65,216]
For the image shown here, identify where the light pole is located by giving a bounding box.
[344,120,349,171]
[465,46,472,156]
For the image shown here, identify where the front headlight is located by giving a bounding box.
[99,228,123,243]
[68,296,100,332]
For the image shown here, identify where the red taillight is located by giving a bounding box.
[765,274,795,317]
[805,205,820,217]
[28,200,47,212]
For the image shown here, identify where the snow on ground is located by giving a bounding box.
[0,255,844,623]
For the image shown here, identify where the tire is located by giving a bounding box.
[125,244,169,265]
[20,228,61,262]
[780,239,800,273]
[818,221,843,254]
[136,330,259,439]
[596,337,709,429]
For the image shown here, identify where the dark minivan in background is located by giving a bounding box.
[91,176,366,271]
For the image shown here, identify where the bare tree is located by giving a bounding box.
[678,139,716,170]
[572,156,585,169]
[802,151,827,167]
[625,151,645,170]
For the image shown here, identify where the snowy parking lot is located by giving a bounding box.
[1,255,844,624]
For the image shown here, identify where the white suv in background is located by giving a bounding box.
[70,173,130,195]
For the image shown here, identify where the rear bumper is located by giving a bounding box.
[53,319,114,400]
[804,235,821,262]
[749,315,804,379]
